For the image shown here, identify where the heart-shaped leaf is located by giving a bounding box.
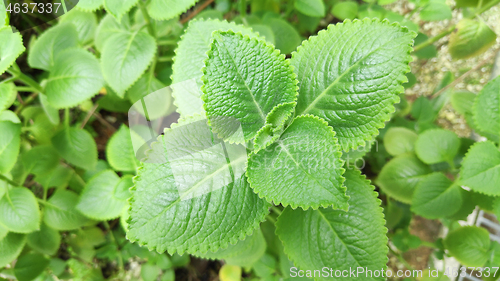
[460,141,500,196]
[43,190,91,231]
[0,187,40,233]
[51,127,98,171]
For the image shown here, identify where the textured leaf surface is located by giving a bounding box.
[411,173,462,219]
[77,170,131,220]
[415,128,460,164]
[383,127,417,156]
[202,31,298,143]
[294,0,325,17]
[171,19,256,117]
[101,30,156,97]
[449,19,496,59]
[43,190,91,231]
[104,0,138,22]
[106,125,139,172]
[95,14,130,52]
[147,0,199,20]
[444,226,490,267]
[28,22,79,71]
[248,115,348,210]
[0,121,21,173]
[77,0,104,11]
[27,223,61,255]
[45,48,105,108]
[60,9,98,44]
[0,82,16,111]
[52,127,98,171]
[0,233,26,268]
[290,19,415,150]
[0,187,40,233]
[473,76,500,139]
[276,169,388,281]
[376,154,432,203]
[0,27,25,75]
[460,141,500,195]
[127,118,268,254]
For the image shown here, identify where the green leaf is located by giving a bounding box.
[449,19,496,60]
[171,19,256,117]
[104,0,138,22]
[60,9,98,45]
[383,127,418,156]
[106,125,140,172]
[127,74,172,120]
[444,226,490,267]
[43,190,91,231]
[253,102,296,152]
[473,76,500,139]
[411,173,462,219]
[202,31,298,143]
[411,96,438,124]
[194,229,266,267]
[460,141,500,196]
[413,33,438,59]
[51,127,98,171]
[294,0,325,17]
[77,0,104,11]
[0,27,25,75]
[331,2,359,20]
[0,233,26,268]
[248,115,348,210]
[141,264,162,281]
[250,24,275,44]
[291,19,415,150]
[29,22,79,70]
[0,82,17,111]
[147,0,200,20]
[0,121,21,173]
[39,93,60,125]
[98,86,132,113]
[420,0,452,21]
[450,91,475,115]
[14,253,50,281]
[21,145,60,179]
[45,48,105,108]
[276,169,388,281]
[0,187,40,233]
[376,154,432,203]
[263,18,301,54]
[127,117,269,254]
[101,30,156,97]
[414,128,460,164]
[27,223,61,255]
[77,170,131,220]
[95,14,130,52]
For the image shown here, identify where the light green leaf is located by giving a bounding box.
[60,9,98,45]
[39,93,60,125]
[22,145,60,179]
[383,127,418,156]
[248,115,348,210]
[294,0,325,17]
[253,102,296,152]
[127,74,172,120]
[202,31,298,143]
[28,23,79,71]
[0,110,20,123]
[51,127,98,171]
[27,223,61,255]
[420,0,452,21]
[106,125,140,172]
[0,82,17,111]
[77,0,104,11]
[460,141,500,196]
[77,170,131,220]
[0,27,25,75]
[473,76,500,139]
[104,0,138,22]
[414,128,460,164]
[95,14,130,52]
[45,48,105,108]
[0,187,40,233]
[147,0,200,20]
[14,253,50,281]
[194,229,266,267]
[276,169,388,281]
[449,19,496,59]
[291,19,415,150]
[444,226,490,267]
[331,2,359,20]
[263,18,301,54]
[0,233,26,268]
[376,154,432,203]
[250,24,275,44]
[0,121,21,174]
[450,91,475,115]
[44,190,91,231]
[171,19,256,117]
[101,30,156,97]
[127,117,269,254]
[411,173,462,219]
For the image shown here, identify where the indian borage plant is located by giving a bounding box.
[126,18,416,279]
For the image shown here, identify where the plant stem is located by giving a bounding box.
[14,92,39,114]
[157,39,177,46]
[0,76,17,85]
[15,86,37,92]
[266,215,277,224]
[158,56,174,62]
[180,0,215,24]
[80,103,99,129]
[138,0,155,36]
[103,221,124,270]
[271,205,282,216]
[0,174,19,187]
[7,66,43,93]
[65,108,70,128]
